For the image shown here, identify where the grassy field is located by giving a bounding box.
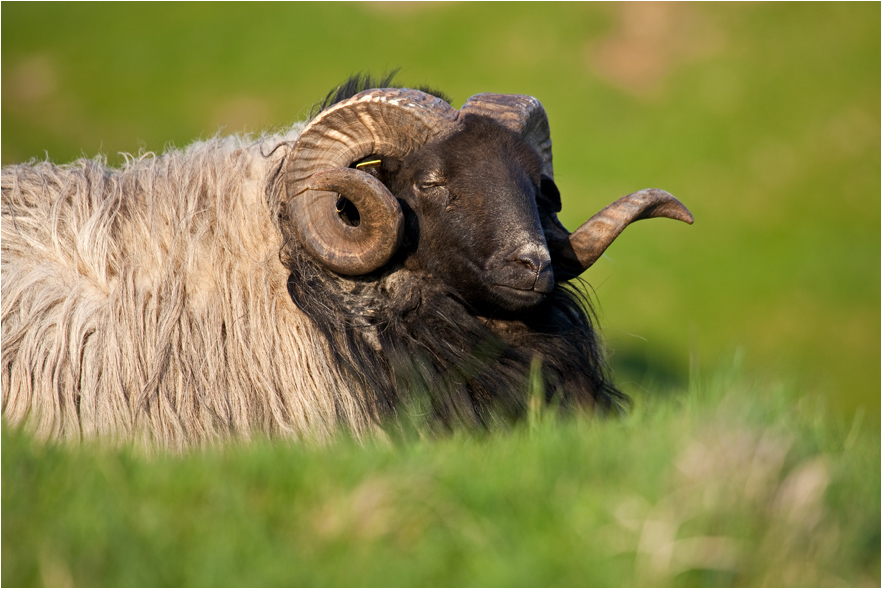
[3,365,879,587]
[2,4,879,586]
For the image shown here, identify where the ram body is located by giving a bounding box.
[1,77,691,449]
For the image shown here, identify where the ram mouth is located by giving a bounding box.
[494,283,549,294]
[490,283,552,311]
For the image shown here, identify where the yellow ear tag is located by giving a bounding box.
[355,159,382,170]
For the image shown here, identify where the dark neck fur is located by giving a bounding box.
[284,245,627,433]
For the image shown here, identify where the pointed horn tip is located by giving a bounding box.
[667,203,695,225]
[635,188,694,225]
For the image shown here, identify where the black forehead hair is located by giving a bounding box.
[311,70,452,118]
[435,113,544,180]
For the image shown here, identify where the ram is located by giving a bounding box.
[1,75,692,450]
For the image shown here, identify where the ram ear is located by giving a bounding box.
[535,175,576,281]
[351,155,403,186]
[538,175,561,213]
[354,157,384,179]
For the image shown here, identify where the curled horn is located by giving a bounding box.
[460,93,693,279]
[460,93,554,178]
[287,89,458,275]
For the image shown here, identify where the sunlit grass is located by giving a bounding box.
[3,365,878,587]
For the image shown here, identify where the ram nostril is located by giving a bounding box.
[515,249,550,274]
[518,253,541,272]
[512,246,554,293]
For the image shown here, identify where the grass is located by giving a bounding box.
[3,364,879,587]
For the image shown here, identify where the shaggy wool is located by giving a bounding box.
[1,126,392,451]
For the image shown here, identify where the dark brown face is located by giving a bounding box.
[386,115,557,312]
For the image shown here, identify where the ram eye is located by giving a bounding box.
[417,172,446,191]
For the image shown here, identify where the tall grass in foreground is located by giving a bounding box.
[3,367,879,587]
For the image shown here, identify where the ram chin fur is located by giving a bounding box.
[281,239,627,433]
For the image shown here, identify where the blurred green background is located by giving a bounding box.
[3,2,879,422]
